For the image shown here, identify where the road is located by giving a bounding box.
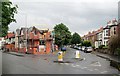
[2,47,120,74]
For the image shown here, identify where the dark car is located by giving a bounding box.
[61,47,66,51]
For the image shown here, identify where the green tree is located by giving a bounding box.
[54,23,71,47]
[0,0,18,37]
[71,32,81,45]
[82,40,91,47]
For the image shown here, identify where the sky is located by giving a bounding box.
[9,0,119,36]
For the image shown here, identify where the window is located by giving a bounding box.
[114,27,116,34]
[106,30,109,36]
[40,40,45,45]
[50,35,52,38]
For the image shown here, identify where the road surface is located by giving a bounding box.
[2,47,120,74]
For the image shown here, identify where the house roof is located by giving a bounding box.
[104,25,109,29]
[107,19,118,26]
[5,33,15,39]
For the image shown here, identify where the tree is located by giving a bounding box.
[82,40,91,47]
[0,1,18,37]
[54,23,71,47]
[71,32,81,45]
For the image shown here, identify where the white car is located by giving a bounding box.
[84,47,93,53]
[82,46,86,51]
[77,47,82,50]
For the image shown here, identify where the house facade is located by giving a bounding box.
[95,27,103,48]
[107,19,118,37]
[82,31,97,47]
[14,26,55,54]
[102,25,110,46]
[15,28,28,53]
[83,18,119,49]
[0,37,5,50]
[4,32,15,52]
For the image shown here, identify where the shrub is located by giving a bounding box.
[82,40,91,47]
[116,48,120,56]
[109,35,120,55]
[92,46,95,49]
[103,46,108,49]
[99,45,105,49]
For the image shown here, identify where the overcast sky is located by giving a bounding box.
[9,0,119,36]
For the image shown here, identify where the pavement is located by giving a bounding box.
[2,48,120,74]
[91,51,120,62]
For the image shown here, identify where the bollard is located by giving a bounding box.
[58,51,63,61]
[75,50,80,58]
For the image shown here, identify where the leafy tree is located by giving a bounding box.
[54,23,71,47]
[0,0,18,37]
[82,40,91,47]
[71,32,81,45]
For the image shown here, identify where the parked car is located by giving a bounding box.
[70,45,74,48]
[84,47,93,53]
[82,46,86,51]
[61,46,66,51]
[73,45,77,49]
[77,47,82,50]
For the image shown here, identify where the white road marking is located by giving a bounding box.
[71,64,76,67]
[76,65,80,67]
[101,71,108,74]
[87,69,93,71]
[60,63,64,64]
[82,58,86,60]
[83,67,87,69]
[94,69,98,71]
[64,63,69,65]
[80,67,86,69]
[90,61,101,67]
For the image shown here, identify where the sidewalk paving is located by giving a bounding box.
[92,51,120,62]
[6,52,25,57]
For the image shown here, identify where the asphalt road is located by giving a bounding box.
[2,47,120,74]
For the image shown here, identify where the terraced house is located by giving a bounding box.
[82,19,119,49]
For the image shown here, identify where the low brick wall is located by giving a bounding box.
[95,48,108,54]
[110,60,120,71]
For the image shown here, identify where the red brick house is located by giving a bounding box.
[15,26,55,54]
[4,32,15,52]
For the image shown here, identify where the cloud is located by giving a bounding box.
[9,0,119,36]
